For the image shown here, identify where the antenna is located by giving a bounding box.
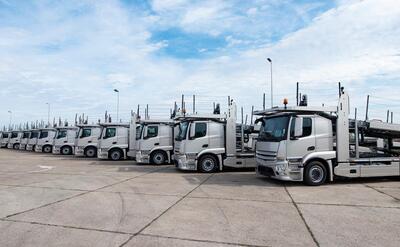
[193,95,196,114]
[365,95,370,121]
[296,82,299,106]
[251,105,254,124]
[263,93,266,110]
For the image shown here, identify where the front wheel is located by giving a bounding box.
[151,151,167,165]
[198,155,219,173]
[85,147,97,158]
[61,146,72,155]
[304,161,327,186]
[43,145,52,153]
[109,149,123,161]
[13,143,20,150]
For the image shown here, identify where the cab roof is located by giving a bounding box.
[253,106,338,116]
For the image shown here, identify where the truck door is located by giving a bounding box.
[186,121,209,155]
[286,116,316,159]
[143,125,160,150]
[102,127,117,148]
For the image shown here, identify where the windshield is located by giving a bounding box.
[258,116,290,142]
[23,132,30,138]
[11,132,18,138]
[136,124,143,140]
[175,121,189,141]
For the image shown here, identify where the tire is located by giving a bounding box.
[198,154,219,173]
[61,146,72,155]
[85,147,97,158]
[304,160,327,186]
[13,143,20,150]
[109,149,123,161]
[151,150,167,165]
[43,145,52,153]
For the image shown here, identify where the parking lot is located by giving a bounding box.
[0,149,398,247]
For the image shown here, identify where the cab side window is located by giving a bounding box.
[195,123,207,138]
[81,129,92,138]
[147,126,158,138]
[104,128,116,139]
[290,117,312,138]
[40,132,48,139]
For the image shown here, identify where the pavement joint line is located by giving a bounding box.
[284,186,320,247]
[187,195,293,204]
[2,165,170,219]
[138,233,271,247]
[363,184,400,201]
[296,201,400,209]
[118,173,216,247]
[0,218,135,236]
[0,184,90,192]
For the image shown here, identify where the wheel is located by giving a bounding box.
[13,143,20,150]
[198,154,219,173]
[43,145,52,153]
[85,147,97,158]
[109,149,123,161]
[61,146,72,155]
[151,151,167,165]
[304,161,327,186]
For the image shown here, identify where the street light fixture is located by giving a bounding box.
[46,103,50,126]
[267,58,273,108]
[114,89,119,122]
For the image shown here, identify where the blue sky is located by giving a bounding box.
[1,0,400,128]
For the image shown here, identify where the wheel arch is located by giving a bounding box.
[303,158,333,182]
[197,152,221,171]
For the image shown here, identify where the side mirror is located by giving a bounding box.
[189,123,196,139]
[143,126,148,139]
[294,117,303,138]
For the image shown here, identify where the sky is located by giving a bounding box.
[1,0,400,129]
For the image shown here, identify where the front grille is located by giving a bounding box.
[258,166,275,177]
[256,150,277,161]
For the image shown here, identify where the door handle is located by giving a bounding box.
[154,143,159,146]
[307,146,315,151]
[45,140,48,142]
[64,141,67,143]
[112,142,117,144]
[88,141,92,143]
[202,144,208,148]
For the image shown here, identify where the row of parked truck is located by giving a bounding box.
[1,88,400,185]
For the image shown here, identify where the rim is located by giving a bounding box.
[44,147,51,153]
[111,152,120,160]
[87,149,95,157]
[202,158,216,172]
[153,153,164,164]
[62,148,70,155]
[309,165,324,183]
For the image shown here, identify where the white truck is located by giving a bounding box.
[135,119,174,165]
[97,122,136,161]
[19,131,31,150]
[8,131,23,149]
[254,88,400,185]
[174,101,258,172]
[35,128,57,153]
[52,126,79,155]
[0,132,10,148]
[26,130,39,151]
[74,124,102,158]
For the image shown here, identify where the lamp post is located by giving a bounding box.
[114,89,119,122]
[46,103,50,126]
[267,58,273,108]
[7,110,12,130]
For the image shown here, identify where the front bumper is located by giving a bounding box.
[97,148,109,159]
[175,154,196,171]
[136,151,150,164]
[7,143,14,149]
[52,145,61,154]
[256,158,303,181]
[19,144,27,150]
[35,145,43,152]
[74,146,85,156]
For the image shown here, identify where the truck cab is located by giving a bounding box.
[74,124,102,158]
[135,120,174,164]
[0,132,10,148]
[174,102,258,173]
[35,128,56,153]
[97,123,130,160]
[8,131,23,149]
[26,130,39,151]
[19,131,31,150]
[52,126,78,155]
[255,89,400,185]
